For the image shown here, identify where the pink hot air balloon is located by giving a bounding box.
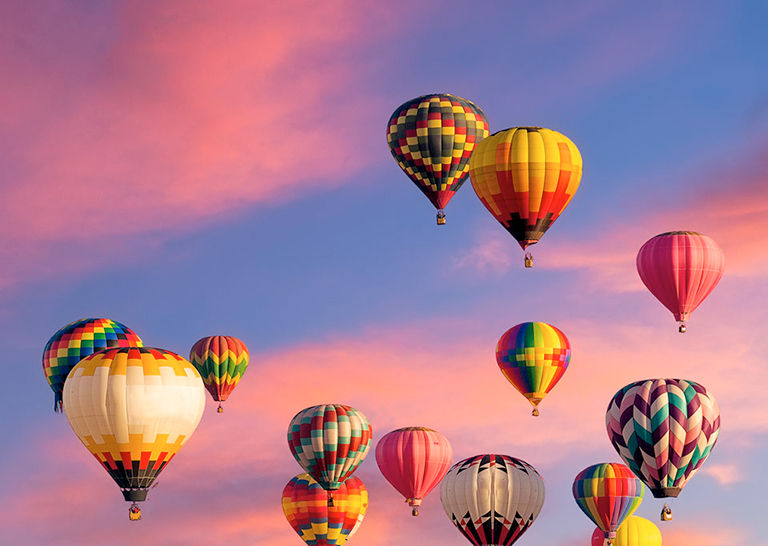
[636,231,724,332]
[375,427,453,516]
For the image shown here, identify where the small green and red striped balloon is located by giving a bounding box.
[189,335,249,412]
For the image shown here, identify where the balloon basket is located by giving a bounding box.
[217,404,223,413]
[129,503,142,521]
[678,323,687,333]
[412,508,419,516]
[531,407,540,416]
[524,252,533,268]
[436,210,446,225]
[327,493,334,507]
[661,503,673,521]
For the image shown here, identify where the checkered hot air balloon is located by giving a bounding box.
[63,347,206,520]
[440,454,545,546]
[387,93,490,225]
[572,463,644,545]
[496,322,571,416]
[282,473,368,546]
[591,516,662,546]
[375,427,453,516]
[606,378,720,517]
[636,231,725,333]
[189,335,249,413]
[43,318,143,411]
[287,404,373,505]
[469,127,582,267]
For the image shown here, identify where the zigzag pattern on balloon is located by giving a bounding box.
[606,378,720,498]
[189,336,249,403]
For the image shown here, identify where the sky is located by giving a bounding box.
[1,1,767,544]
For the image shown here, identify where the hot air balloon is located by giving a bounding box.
[387,93,490,224]
[469,127,582,267]
[591,516,662,546]
[375,427,453,516]
[606,378,720,519]
[440,454,545,545]
[282,473,368,546]
[496,321,571,416]
[573,463,644,545]
[43,318,143,411]
[636,231,725,332]
[63,347,205,520]
[189,335,249,413]
[287,404,373,505]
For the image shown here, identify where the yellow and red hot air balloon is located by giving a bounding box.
[189,335,249,412]
[63,347,206,520]
[282,473,368,546]
[387,93,490,225]
[469,127,582,267]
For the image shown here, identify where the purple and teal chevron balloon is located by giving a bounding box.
[606,378,720,498]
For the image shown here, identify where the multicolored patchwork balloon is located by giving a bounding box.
[189,335,249,412]
[43,318,143,411]
[591,516,662,546]
[387,93,490,224]
[469,127,582,267]
[636,231,725,332]
[606,378,720,505]
[440,454,545,546]
[375,426,453,516]
[282,473,368,546]
[63,347,205,520]
[496,321,571,416]
[572,462,644,545]
[287,404,373,504]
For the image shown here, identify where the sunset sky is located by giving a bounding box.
[1,1,767,545]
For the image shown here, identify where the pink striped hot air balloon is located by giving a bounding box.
[375,427,453,516]
[636,231,724,332]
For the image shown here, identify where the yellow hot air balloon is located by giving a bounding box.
[591,516,662,546]
[63,347,206,520]
[469,127,582,267]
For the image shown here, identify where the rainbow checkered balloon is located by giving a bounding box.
[43,318,143,411]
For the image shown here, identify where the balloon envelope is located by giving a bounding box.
[591,516,662,546]
[375,426,453,515]
[606,378,720,498]
[469,127,582,250]
[287,404,373,492]
[441,454,545,545]
[572,462,644,540]
[282,473,368,546]
[189,335,249,408]
[387,93,490,213]
[63,347,205,503]
[43,318,143,411]
[496,321,571,415]
[636,231,724,327]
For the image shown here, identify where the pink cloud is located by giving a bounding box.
[3,309,765,543]
[0,1,402,291]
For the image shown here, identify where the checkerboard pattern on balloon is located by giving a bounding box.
[287,404,372,491]
[606,378,720,498]
[496,322,570,405]
[282,473,368,546]
[42,318,143,411]
[387,94,490,209]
